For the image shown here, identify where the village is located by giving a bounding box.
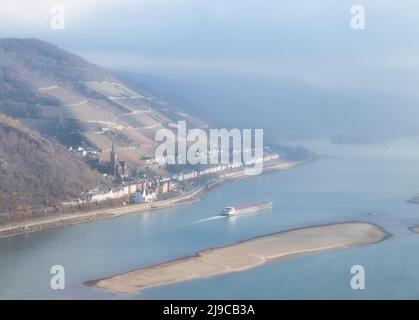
[66,142,280,207]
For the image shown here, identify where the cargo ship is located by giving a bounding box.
[221,202,273,217]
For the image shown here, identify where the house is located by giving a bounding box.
[132,189,156,204]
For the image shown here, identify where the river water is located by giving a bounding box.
[1,138,419,299]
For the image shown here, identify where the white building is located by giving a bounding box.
[132,189,156,204]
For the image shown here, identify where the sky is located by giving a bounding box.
[1,0,419,96]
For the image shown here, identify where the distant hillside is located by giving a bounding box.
[0,38,206,166]
[0,115,100,212]
[118,72,419,144]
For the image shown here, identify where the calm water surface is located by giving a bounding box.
[1,138,419,299]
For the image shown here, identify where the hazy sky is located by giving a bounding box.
[1,0,419,95]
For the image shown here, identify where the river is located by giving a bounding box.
[1,138,419,299]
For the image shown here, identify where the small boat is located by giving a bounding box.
[221,202,273,217]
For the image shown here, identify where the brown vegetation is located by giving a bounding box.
[0,115,101,213]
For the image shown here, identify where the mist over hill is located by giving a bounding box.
[3,37,411,214]
[118,71,419,145]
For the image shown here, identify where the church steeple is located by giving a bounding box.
[109,141,118,176]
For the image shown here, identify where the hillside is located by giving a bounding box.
[0,38,206,166]
[0,115,100,213]
[118,72,419,144]
[0,38,209,215]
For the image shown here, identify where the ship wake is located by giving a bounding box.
[191,215,227,224]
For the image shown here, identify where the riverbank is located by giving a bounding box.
[0,159,305,239]
[409,226,419,233]
[87,222,390,295]
[407,196,419,204]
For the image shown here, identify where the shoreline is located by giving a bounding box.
[87,222,391,295]
[408,226,419,234]
[0,159,306,239]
